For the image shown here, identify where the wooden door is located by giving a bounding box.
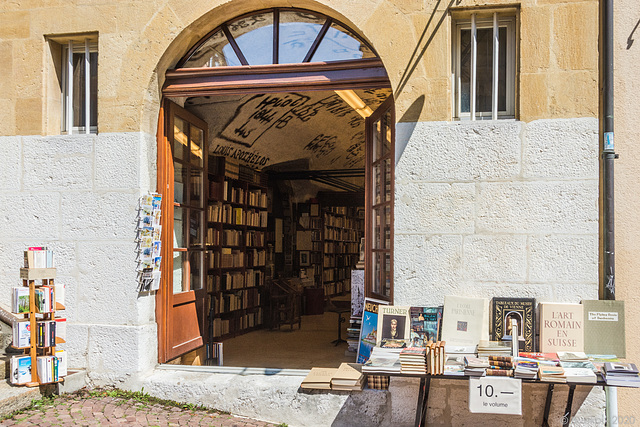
[157,99,208,362]
[364,96,394,303]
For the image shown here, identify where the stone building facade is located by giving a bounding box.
[0,0,634,425]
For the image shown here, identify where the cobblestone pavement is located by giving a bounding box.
[0,389,278,426]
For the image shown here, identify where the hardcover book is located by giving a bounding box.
[356,298,388,364]
[409,306,442,346]
[539,302,584,353]
[441,296,489,347]
[582,300,625,358]
[376,305,410,346]
[491,297,536,352]
[301,367,338,390]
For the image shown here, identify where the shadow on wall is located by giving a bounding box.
[395,95,425,166]
[394,0,458,99]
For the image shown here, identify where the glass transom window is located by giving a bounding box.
[178,8,377,68]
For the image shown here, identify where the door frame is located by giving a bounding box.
[156,60,394,363]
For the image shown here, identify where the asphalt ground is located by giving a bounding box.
[0,388,279,427]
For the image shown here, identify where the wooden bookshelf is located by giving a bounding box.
[206,157,269,341]
[321,206,363,298]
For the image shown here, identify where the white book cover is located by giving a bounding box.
[13,320,30,348]
[11,355,31,385]
[55,282,65,307]
[55,349,67,377]
[441,296,489,346]
[55,318,67,343]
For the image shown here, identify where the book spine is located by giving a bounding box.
[488,356,513,363]
[486,369,514,376]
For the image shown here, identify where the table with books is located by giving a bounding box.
[348,296,636,427]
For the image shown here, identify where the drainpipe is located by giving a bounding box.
[602,0,619,425]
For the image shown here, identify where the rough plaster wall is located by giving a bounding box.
[0,132,158,384]
[394,118,599,305]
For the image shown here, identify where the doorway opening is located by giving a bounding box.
[156,8,395,369]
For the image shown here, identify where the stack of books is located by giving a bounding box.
[486,356,514,377]
[518,352,559,366]
[514,361,539,379]
[559,360,598,384]
[399,347,426,374]
[301,367,338,390]
[603,363,640,387]
[444,355,466,376]
[362,346,402,374]
[331,363,364,391]
[464,356,489,377]
[346,319,361,354]
[477,340,512,358]
[539,365,566,383]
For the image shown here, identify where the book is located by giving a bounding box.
[10,355,31,385]
[491,297,536,352]
[55,318,67,343]
[331,363,363,390]
[441,296,489,347]
[604,362,639,375]
[582,300,625,358]
[11,287,30,314]
[539,365,566,383]
[557,351,588,362]
[376,305,410,346]
[538,302,584,353]
[357,298,388,364]
[301,368,338,390]
[55,349,68,377]
[563,368,597,383]
[12,320,30,348]
[409,306,442,346]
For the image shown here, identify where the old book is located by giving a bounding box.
[301,367,338,390]
[538,302,584,353]
[491,297,535,352]
[376,306,410,346]
[441,296,489,347]
[582,300,625,358]
[409,306,442,346]
[331,363,363,389]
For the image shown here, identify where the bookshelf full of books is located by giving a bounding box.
[321,207,363,297]
[10,248,67,386]
[206,157,269,341]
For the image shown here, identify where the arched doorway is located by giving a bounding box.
[156,8,395,365]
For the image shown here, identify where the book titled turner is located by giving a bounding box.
[539,302,584,353]
[376,305,410,347]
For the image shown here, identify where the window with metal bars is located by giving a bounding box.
[61,39,98,134]
[453,13,516,120]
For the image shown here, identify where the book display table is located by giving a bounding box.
[361,371,624,427]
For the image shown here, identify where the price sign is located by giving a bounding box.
[468,377,522,415]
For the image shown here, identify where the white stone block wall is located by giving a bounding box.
[0,132,158,383]
[394,118,599,305]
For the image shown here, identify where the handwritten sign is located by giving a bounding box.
[468,377,522,415]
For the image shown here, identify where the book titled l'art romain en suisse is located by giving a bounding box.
[539,302,584,353]
[441,296,489,347]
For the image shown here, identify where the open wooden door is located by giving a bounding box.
[365,96,395,304]
[157,99,207,362]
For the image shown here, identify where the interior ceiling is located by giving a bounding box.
[185,88,392,178]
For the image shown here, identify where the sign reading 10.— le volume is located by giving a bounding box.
[468,377,522,415]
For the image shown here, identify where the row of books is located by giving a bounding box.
[301,363,364,391]
[323,228,360,242]
[362,296,626,358]
[207,203,268,227]
[323,213,362,229]
[10,351,67,385]
[323,241,359,253]
[210,308,263,337]
[210,288,261,314]
[23,248,54,269]
[11,285,64,314]
[13,318,66,348]
[206,270,266,292]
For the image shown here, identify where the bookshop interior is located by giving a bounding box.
[167,86,393,369]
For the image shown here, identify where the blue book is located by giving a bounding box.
[410,306,443,347]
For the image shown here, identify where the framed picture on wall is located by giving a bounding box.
[299,250,310,267]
